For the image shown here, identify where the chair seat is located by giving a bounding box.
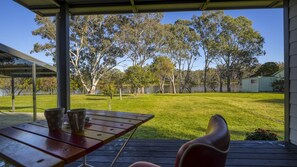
[129,161,160,167]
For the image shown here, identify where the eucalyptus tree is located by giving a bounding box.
[115,13,164,67]
[39,77,57,95]
[163,20,200,93]
[150,56,175,93]
[124,65,153,95]
[0,78,32,95]
[192,11,223,93]
[111,69,125,99]
[31,15,126,94]
[216,64,226,92]
[255,62,279,76]
[98,68,125,99]
[232,57,259,85]
[217,15,265,92]
[206,68,219,92]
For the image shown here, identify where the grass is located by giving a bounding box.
[0,93,284,140]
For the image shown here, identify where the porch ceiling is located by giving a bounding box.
[14,0,283,16]
[0,43,56,78]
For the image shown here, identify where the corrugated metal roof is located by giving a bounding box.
[0,43,56,78]
[14,0,283,16]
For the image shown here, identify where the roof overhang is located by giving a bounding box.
[0,43,56,78]
[14,0,283,16]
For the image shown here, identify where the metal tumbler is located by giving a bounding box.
[67,108,86,133]
[44,108,65,131]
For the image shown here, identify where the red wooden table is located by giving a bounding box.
[0,110,154,167]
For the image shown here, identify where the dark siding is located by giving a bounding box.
[290,55,297,67]
[291,104,297,117]
[291,129,297,145]
[289,3,297,19]
[290,29,297,42]
[290,42,297,55]
[290,93,297,104]
[290,16,297,31]
[290,117,297,130]
[291,80,297,92]
[289,0,297,6]
[289,0,297,145]
[290,68,297,79]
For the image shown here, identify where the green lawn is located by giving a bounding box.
[0,93,284,140]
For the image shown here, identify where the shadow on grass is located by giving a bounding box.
[129,126,284,140]
[230,129,249,138]
[127,125,204,140]
[85,94,106,97]
[86,98,107,101]
[0,106,32,111]
[85,94,132,97]
[254,99,284,104]
[195,126,207,132]
[153,94,199,97]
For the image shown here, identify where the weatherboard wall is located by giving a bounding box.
[289,0,297,145]
[241,78,259,92]
[258,77,275,92]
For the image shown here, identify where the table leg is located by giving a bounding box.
[109,127,138,167]
[78,156,93,167]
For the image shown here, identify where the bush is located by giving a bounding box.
[102,84,116,99]
[272,79,284,92]
[245,128,278,140]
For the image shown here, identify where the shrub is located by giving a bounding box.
[102,84,116,99]
[272,79,284,92]
[245,128,278,140]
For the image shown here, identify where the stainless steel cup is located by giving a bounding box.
[44,108,65,131]
[67,108,86,133]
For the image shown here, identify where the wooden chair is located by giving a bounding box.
[129,114,230,167]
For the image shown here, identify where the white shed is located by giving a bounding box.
[273,69,284,79]
[241,76,276,92]
[241,69,284,92]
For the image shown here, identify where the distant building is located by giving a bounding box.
[241,69,284,92]
[273,69,284,80]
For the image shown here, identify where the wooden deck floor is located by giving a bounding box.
[67,139,297,167]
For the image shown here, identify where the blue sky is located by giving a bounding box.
[0,1,284,69]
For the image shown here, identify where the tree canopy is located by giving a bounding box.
[32,15,126,94]
[29,11,273,94]
[150,56,175,93]
[192,11,222,92]
[116,13,164,67]
[255,62,280,76]
[215,13,265,92]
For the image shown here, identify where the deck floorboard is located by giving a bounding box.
[66,139,297,167]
